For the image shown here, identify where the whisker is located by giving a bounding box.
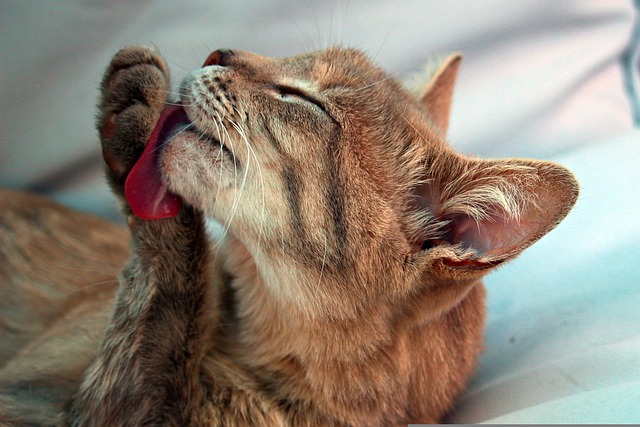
[314,232,328,301]
[208,113,227,244]
[162,89,189,99]
[32,259,123,276]
[166,59,191,74]
[370,16,399,64]
[208,112,245,255]
[294,21,319,53]
[69,279,120,296]
[228,116,268,254]
[163,100,192,108]
[354,68,409,92]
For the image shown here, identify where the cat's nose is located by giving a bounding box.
[203,49,235,67]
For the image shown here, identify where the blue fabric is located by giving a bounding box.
[482,383,640,423]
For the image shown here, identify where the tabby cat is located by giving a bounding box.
[0,45,578,426]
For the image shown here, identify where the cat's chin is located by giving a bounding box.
[159,129,240,218]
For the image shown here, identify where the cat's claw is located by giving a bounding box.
[97,46,170,198]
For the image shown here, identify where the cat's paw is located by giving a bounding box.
[97,46,170,197]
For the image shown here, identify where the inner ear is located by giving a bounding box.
[441,213,506,254]
[439,211,533,258]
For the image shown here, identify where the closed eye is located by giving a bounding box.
[273,84,328,114]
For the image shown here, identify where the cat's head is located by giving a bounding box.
[160,47,578,316]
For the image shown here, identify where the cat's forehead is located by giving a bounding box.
[281,47,388,89]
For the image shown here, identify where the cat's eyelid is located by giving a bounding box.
[272,84,327,113]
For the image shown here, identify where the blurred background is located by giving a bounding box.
[1,0,635,222]
[1,0,639,422]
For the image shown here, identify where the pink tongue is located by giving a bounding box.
[124,105,186,220]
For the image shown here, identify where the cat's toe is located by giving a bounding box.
[98,46,171,194]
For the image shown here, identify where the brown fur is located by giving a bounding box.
[0,46,578,426]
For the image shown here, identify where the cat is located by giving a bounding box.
[0,45,579,426]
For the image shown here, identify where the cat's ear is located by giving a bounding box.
[420,54,462,136]
[412,156,579,271]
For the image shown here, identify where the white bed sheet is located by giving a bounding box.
[1,0,638,423]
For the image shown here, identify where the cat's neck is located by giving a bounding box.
[211,234,410,422]
[216,234,396,360]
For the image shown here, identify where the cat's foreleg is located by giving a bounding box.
[70,47,212,426]
[71,209,211,426]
